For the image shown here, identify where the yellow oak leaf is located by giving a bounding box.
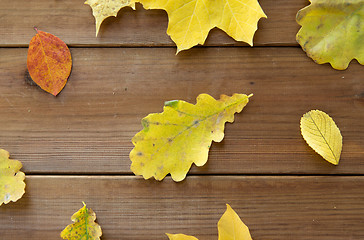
[300,110,343,165]
[296,0,364,70]
[85,0,135,36]
[166,204,252,240]
[130,93,252,182]
[85,0,266,52]
[61,202,102,240]
[0,149,25,206]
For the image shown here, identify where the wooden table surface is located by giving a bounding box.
[1,0,363,239]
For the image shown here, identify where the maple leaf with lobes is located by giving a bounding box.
[85,0,266,52]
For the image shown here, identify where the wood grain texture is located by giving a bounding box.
[0,48,363,174]
[0,0,305,47]
[1,176,364,239]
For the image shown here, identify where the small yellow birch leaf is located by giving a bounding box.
[296,0,364,70]
[61,202,102,240]
[85,0,136,36]
[218,204,252,240]
[130,93,252,182]
[166,233,199,240]
[0,149,25,206]
[300,110,343,165]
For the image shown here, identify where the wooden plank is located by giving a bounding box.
[0,176,364,239]
[0,48,363,174]
[0,0,306,46]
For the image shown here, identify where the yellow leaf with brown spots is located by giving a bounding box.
[61,202,102,240]
[130,93,252,182]
[0,149,25,206]
[85,0,136,36]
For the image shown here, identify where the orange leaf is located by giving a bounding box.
[27,28,72,96]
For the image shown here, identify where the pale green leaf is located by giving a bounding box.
[296,0,364,70]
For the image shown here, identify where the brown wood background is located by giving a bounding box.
[0,0,363,239]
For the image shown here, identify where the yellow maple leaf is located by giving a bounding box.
[85,0,266,52]
[300,110,343,165]
[0,149,25,206]
[166,204,252,240]
[61,202,102,240]
[130,93,252,182]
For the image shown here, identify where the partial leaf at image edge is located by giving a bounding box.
[84,0,136,36]
[300,110,343,165]
[166,233,199,240]
[60,202,102,240]
[0,149,26,206]
[85,0,266,53]
[218,204,252,240]
[166,204,252,240]
[130,93,252,182]
[296,0,364,70]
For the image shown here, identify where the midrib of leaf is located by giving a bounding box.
[308,114,337,161]
[146,96,249,161]
[166,95,250,142]
[85,208,89,240]
[79,207,89,240]
[180,0,202,49]
[223,0,251,40]
[36,33,54,85]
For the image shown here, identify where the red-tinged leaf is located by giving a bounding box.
[27,28,72,96]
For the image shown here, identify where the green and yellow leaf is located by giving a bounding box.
[85,0,266,52]
[61,202,102,240]
[300,110,343,165]
[296,0,364,70]
[218,204,252,240]
[0,149,25,206]
[166,204,252,240]
[130,93,252,182]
